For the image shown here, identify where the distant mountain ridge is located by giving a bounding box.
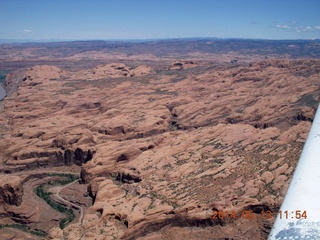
[1,38,320,59]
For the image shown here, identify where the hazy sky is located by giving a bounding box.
[1,0,320,41]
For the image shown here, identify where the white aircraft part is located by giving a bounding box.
[268,103,320,239]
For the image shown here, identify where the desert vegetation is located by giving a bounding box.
[35,174,78,229]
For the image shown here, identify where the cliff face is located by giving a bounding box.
[0,175,22,206]
[0,59,319,239]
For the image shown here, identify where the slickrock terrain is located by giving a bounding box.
[0,39,320,239]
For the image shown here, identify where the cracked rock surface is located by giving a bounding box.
[0,49,319,239]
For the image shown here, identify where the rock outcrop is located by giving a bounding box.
[168,60,196,70]
[0,175,22,206]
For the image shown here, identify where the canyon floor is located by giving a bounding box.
[0,39,319,239]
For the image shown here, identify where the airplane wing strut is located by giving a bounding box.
[268,103,320,239]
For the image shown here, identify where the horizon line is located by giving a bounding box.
[0,36,320,44]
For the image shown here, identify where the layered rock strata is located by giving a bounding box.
[0,59,319,239]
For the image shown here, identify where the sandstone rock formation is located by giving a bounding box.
[0,58,319,239]
[168,60,196,70]
[0,175,22,206]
